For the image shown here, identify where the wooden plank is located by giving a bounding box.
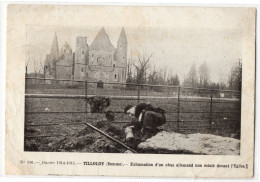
[85,122,137,153]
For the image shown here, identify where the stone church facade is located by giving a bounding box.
[44,27,127,85]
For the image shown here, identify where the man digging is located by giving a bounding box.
[124,103,166,142]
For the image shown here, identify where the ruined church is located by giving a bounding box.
[44,27,127,84]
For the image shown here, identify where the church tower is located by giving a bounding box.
[116,27,128,82]
[45,32,60,79]
[50,32,59,58]
[74,36,89,80]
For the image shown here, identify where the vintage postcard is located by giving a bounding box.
[5,4,256,177]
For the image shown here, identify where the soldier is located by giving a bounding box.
[124,103,166,141]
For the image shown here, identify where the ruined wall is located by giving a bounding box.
[89,49,114,67]
[56,53,73,79]
[74,36,89,80]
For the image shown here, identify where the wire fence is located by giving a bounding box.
[24,77,241,139]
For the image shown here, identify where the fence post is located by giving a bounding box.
[43,67,46,85]
[166,84,169,98]
[177,86,180,132]
[25,66,28,89]
[35,72,37,84]
[122,84,125,98]
[209,90,213,129]
[85,80,88,120]
[137,84,140,103]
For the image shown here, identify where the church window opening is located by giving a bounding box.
[97,57,104,66]
[81,68,84,72]
[82,51,84,54]
[114,74,117,80]
[113,64,115,68]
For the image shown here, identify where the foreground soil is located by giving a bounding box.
[25,120,132,153]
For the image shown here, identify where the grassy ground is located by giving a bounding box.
[24,89,241,153]
[25,87,177,97]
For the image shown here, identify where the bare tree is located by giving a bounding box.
[228,59,242,91]
[25,58,30,76]
[182,73,189,86]
[218,70,228,89]
[38,59,45,75]
[188,62,198,87]
[133,53,152,84]
[168,74,180,86]
[148,65,159,85]
[33,59,37,77]
[163,66,168,84]
[199,61,210,88]
[31,59,39,84]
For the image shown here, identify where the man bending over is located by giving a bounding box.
[124,103,166,140]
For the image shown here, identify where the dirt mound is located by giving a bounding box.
[50,120,127,153]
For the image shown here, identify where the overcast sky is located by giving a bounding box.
[26,25,242,83]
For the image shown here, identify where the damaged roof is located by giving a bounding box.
[90,27,116,52]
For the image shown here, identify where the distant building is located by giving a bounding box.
[44,27,128,85]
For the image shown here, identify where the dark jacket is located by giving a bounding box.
[134,103,166,129]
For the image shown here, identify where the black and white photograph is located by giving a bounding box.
[4,4,256,178]
[24,25,242,155]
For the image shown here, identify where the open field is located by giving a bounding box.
[24,89,241,153]
[25,82,239,99]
